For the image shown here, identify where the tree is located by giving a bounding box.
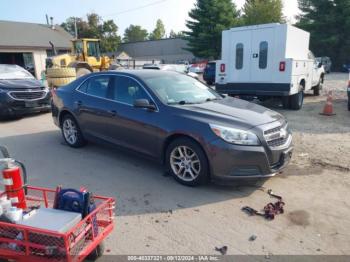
[169,30,185,38]
[184,0,240,59]
[149,19,166,40]
[242,0,284,25]
[296,0,350,69]
[61,13,121,52]
[123,25,148,42]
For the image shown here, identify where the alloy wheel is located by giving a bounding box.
[63,119,78,145]
[170,146,201,182]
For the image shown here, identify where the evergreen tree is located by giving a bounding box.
[149,19,166,40]
[184,0,240,59]
[123,25,148,42]
[296,0,350,69]
[242,0,284,25]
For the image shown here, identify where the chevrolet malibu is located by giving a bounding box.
[51,70,293,186]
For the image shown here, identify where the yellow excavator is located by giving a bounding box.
[46,38,111,87]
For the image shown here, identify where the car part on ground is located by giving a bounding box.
[241,189,285,220]
[46,68,76,78]
[0,64,51,117]
[51,70,293,186]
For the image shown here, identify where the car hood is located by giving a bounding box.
[176,97,284,129]
[0,79,43,90]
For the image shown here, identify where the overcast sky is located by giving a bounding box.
[0,0,299,36]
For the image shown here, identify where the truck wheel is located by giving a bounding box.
[290,90,304,110]
[281,96,290,109]
[314,77,324,96]
[76,68,92,78]
[86,242,105,261]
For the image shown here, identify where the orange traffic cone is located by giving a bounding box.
[320,91,336,116]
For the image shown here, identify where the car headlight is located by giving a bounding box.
[209,124,261,146]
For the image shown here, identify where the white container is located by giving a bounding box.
[0,197,12,213]
[6,207,23,223]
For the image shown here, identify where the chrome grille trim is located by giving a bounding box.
[263,123,291,149]
[7,90,48,101]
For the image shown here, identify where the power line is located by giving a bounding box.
[104,0,170,17]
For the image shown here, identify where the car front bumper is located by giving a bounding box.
[206,136,293,180]
[0,92,51,117]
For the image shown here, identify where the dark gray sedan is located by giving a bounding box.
[51,70,293,186]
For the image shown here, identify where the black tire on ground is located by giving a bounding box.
[165,137,209,187]
[206,81,213,85]
[61,114,86,148]
[86,242,105,261]
[76,68,92,78]
[290,89,304,110]
[314,77,324,96]
[281,96,290,109]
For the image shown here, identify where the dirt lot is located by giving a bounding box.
[0,73,349,257]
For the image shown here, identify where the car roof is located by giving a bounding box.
[89,69,183,79]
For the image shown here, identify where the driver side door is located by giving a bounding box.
[108,75,162,157]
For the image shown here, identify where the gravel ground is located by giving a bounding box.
[0,73,349,258]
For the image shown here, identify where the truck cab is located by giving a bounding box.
[216,23,325,110]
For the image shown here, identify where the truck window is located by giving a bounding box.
[87,41,101,57]
[236,43,244,70]
[259,41,268,69]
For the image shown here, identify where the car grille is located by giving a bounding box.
[8,91,46,101]
[264,124,290,148]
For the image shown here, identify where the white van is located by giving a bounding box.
[215,23,325,110]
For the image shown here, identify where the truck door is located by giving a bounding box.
[231,31,251,82]
[250,28,274,82]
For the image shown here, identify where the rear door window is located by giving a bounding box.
[112,76,149,105]
[79,76,111,98]
[236,43,244,70]
[259,41,268,69]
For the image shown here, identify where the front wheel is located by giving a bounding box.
[61,114,86,148]
[290,90,304,110]
[87,242,105,261]
[166,138,209,186]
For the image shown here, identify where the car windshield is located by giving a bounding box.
[143,72,222,105]
[0,65,34,80]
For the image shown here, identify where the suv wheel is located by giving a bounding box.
[166,138,209,186]
[61,114,86,148]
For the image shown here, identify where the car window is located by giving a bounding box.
[236,43,244,70]
[79,76,110,98]
[112,76,150,105]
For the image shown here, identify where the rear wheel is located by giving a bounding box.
[314,76,324,96]
[166,138,209,186]
[290,89,304,110]
[61,114,86,148]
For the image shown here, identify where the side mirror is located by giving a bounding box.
[133,99,156,111]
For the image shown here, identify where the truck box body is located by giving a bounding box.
[216,23,320,97]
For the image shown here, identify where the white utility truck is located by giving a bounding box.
[215,23,325,110]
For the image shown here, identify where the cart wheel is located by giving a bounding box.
[87,242,105,261]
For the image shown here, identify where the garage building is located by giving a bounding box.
[0,20,72,79]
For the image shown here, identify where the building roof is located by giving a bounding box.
[0,20,73,50]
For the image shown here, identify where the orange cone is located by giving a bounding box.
[320,91,336,116]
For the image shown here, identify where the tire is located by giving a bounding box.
[46,68,76,78]
[290,90,304,110]
[61,114,86,148]
[281,96,290,109]
[166,138,209,187]
[76,68,92,78]
[206,81,213,85]
[314,77,324,96]
[48,77,76,87]
[86,242,105,261]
